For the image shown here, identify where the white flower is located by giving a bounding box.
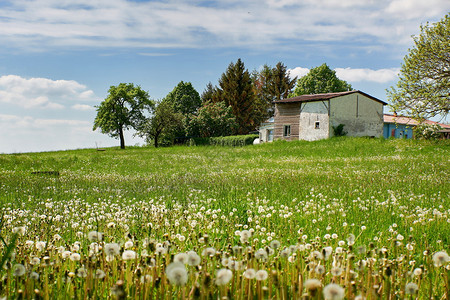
[62,251,71,259]
[255,248,268,260]
[104,243,120,256]
[304,279,321,292]
[70,253,81,262]
[413,268,422,276]
[30,257,41,265]
[215,269,233,286]
[94,269,106,279]
[122,250,136,261]
[35,241,46,251]
[405,282,419,295]
[255,270,268,281]
[243,268,256,279]
[323,283,345,300]
[124,240,134,249]
[77,267,87,278]
[174,253,188,264]
[187,251,201,266]
[202,247,216,257]
[166,262,188,286]
[88,231,103,242]
[13,264,26,276]
[432,251,449,267]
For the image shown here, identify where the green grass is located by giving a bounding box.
[0,137,449,299]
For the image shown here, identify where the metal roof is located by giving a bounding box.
[274,90,388,105]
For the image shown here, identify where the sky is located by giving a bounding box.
[0,0,448,153]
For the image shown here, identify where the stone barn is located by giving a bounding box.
[261,91,387,142]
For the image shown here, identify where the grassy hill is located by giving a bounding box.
[0,137,449,299]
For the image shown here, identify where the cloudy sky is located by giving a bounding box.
[0,0,448,153]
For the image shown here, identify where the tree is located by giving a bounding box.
[387,13,449,120]
[215,59,263,134]
[201,82,219,104]
[253,62,297,117]
[137,100,183,147]
[290,63,352,96]
[93,83,153,149]
[186,101,237,138]
[164,81,202,116]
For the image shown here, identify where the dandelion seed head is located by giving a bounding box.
[215,268,233,286]
[432,251,449,267]
[255,269,268,281]
[243,268,256,279]
[323,283,345,300]
[122,250,136,261]
[166,262,188,286]
[405,282,419,295]
[13,264,26,277]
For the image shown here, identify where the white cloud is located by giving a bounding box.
[72,104,95,111]
[288,67,400,83]
[335,68,400,83]
[0,0,447,51]
[0,75,98,109]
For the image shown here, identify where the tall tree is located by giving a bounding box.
[253,62,297,117]
[164,81,202,116]
[136,100,183,148]
[387,13,449,120]
[215,59,262,134]
[290,63,352,96]
[93,83,153,149]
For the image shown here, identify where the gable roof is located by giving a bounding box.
[384,114,450,129]
[274,90,387,105]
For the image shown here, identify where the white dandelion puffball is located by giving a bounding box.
[166,262,188,286]
[304,279,322,291]
[13,264,26,277]
[187,251,201,266]
[94,269,106,279]
[255,270,268,281]
[69,253,81,262]
[104,243,120,256]
[405,282,419,295]
[432,251,449,267]
[323,283,345,300]
[243,268,256,279]
[174,253,189,264]
[202,247,216,257]
[215,269,233,286]
[124,240,134,249]
[88,231,103,242]
[122,250,137,261]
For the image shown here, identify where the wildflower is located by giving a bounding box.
[255,270,268,281]
[331,266,343,276]
[187,251,201,266]
[347,234,355,246]
[124,240,134,249]
[69,253,81,262]
[35,241,46,251]
[413,268,422,276]
[255,248,268,260]
[94,269,106,279]
[215,269,233,286]
[12,226,26,235]
[174,253,188,264]
[30,257,40,266]
[104,243,120,256]
[315,265,326,274]
[166,262,188,286]
[305,279,321,295]
[13,264,26,277]
[405,282,419,295]
[62,251,71,259]
[140,274,152,283]
[88,231,103,242]
[29,272,39,280]
[77,267,87,278]
[202,247,216,257]
[270,240,281,249]
[323,283,345,300]
[122,250,136,261]
[396,234,404,241]
[240,230,252,243]
[243,268,256,279]
[432,251,449,267]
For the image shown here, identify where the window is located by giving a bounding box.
[315,121,320,129]
[283,125,291,137]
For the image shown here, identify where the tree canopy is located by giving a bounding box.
[387,13,449,120]
[136,100,183,148]
[215,59,263,134]
[290,63,352,96]
[164,81,202,116]
[93,83,153,149]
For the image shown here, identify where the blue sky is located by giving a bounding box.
[0,0,448,153]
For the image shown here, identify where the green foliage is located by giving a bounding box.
[252,62,297,118]
[93,83,153,149]
[215,59,264,134]
[332,124,348,137]
[290,63,352,96]
[186,101,237,138]
[413,123,443,140]
[164,81,202,116]
[190,134,258,146]
[136,100,183,147]
[388,13,450,120]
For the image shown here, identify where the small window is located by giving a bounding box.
[283,125,291,137]
[315,121,320,129]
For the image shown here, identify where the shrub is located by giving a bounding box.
[414,123,442,140]
[332,124,347,137]
[189,134,258,146]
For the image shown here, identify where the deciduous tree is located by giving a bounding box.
[93,83,153,149]
[164,81,202,116]
[387,13,449,120]
[290,63,352,96]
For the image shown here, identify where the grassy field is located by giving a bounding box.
[0,137,449,299]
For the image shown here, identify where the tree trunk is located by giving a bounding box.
[119,127,125,149]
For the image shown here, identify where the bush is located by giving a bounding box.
[189,134,258,147]
[332,124,347,137]
[414,123,442,140]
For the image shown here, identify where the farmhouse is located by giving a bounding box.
[259,90,386,142]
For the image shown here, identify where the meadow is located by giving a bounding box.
[0,137,449,299]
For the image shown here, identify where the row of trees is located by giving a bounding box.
[93,61,352,148]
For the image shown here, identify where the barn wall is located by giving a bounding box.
[274,103,301,140]
[298,101,330,141]
[330,94,384,137]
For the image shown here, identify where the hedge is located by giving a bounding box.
[189,134,258,147]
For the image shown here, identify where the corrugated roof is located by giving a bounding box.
[274,90,388,105]
[384,114,450,128]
